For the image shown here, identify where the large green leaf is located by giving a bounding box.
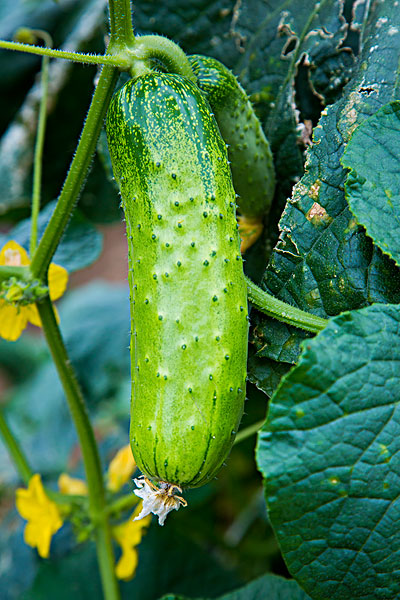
[160,572,312,599]
[253,0,400,363]
[0,200,103,272]
[257,303,400,599]
[342,100,400,268]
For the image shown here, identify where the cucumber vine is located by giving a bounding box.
[0,1,329,598]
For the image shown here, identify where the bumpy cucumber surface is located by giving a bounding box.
[189,54,275,219]
[106,72,248,489]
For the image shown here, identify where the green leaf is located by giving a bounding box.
[341,100,400,267]
[0,200,103,272]
[257,303,400,599]
[160,572,312,599]
[309,48,355,106]
[19,541,103,600]
[3,361,76,478]
[247,350,291,398]
[254,1,400,363]
[251,0,348,186]
[250,316,308,364]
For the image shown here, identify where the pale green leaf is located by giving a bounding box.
[342,100,400,267]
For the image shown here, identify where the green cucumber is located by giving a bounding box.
[189,54,275,220]
[106,72,248,493]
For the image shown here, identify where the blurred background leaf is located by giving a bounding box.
[0,200,103,272]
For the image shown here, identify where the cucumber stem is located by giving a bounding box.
[108,0,136,51]
[246,276,328,333]
[37,297,120,600]
[0,40,122,66]
[135,35,197,83]
[30,37,51,256]
[0,410,33,485]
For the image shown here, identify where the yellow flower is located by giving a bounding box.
[16,473,63,558]
[0,240,68,341]
[58,473,88,496]
[107,445,136,492]
[113,503,151,581]
[237,215,263,254]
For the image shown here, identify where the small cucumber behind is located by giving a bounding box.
[189,54,275,220]
[106,72,248,490]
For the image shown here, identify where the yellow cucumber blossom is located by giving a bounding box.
[112,503,151,581]
[107,444,137,492]
[58,473,88,496]
[237,214,263,254]
[16,474,63,558]
[0,240,68,341]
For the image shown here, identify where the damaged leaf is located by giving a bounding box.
[342,100,400,268]
[252,0,400,364]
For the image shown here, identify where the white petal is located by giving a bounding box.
[132,477,186,526]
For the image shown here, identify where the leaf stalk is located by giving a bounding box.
[246,277,328,333]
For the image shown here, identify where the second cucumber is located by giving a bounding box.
[189,54,275,221]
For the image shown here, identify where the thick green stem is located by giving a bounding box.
[134,35,196,82]
[30,52,50,256]
[30,64,119,280]
[108,0,135,50]
[0,411,33,485]
[37,297,119,599]
[246,277,328,334]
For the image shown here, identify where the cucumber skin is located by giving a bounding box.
[106,73,248,489]
[189,54,275,219]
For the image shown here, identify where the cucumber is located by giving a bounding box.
[189,54,275,220]
[106,73,248,502]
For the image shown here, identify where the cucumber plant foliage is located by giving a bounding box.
[1,1,400,599]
